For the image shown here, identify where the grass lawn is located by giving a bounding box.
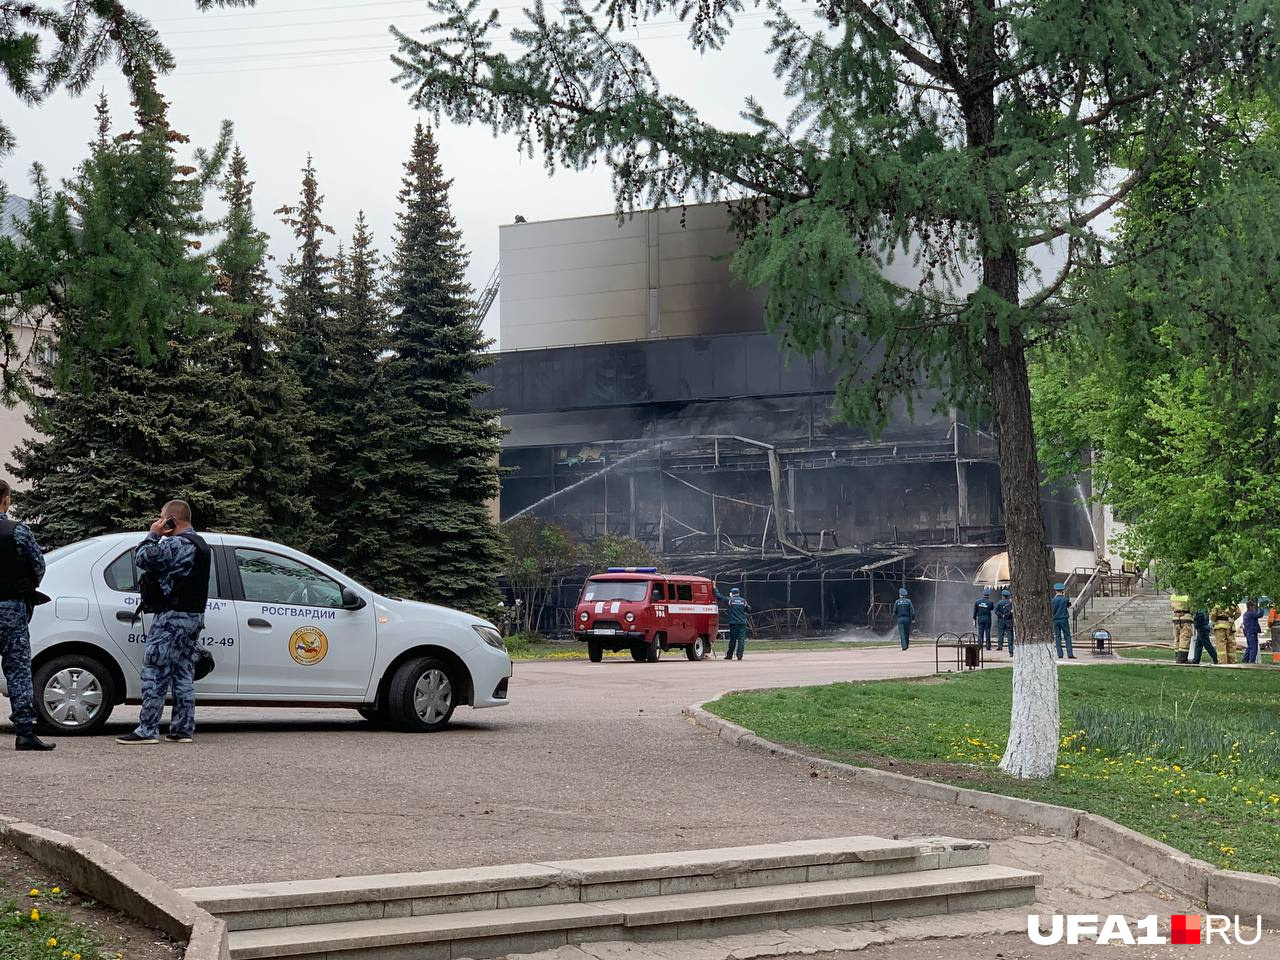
[708,662,1280,876]
[506,638,894,660]
[0,886,125,960]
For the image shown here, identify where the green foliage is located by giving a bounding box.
[0,2,255,377]
[0,891,105,960]
[274,155,338,553]
[588,535,658,571]
[356,122,505,616]
[0,2,254,160]
[1032,101,1280,607]
[7,98,261,543]
[503,516,580,634]
[210,146,317,545]
[1075,704,1280,778]
[324,213,397,572]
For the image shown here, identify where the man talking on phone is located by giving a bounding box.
[117,500,211,745]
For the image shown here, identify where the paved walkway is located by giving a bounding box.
[6,647,1262,956]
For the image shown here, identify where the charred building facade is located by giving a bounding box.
[478,205,1095,633]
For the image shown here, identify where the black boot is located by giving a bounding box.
[15,731,55,751]
[1175,651,1188,664]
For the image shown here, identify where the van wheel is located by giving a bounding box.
[630,643,646,662]
[33,654,116,736]
[686,636,708,661]
[588,641,603,662]
[388,657,457,732]
[647,639,661,662]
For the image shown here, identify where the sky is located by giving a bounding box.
[2,0,802,346]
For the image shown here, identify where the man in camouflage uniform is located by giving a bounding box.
[0,480,54,751]
[117,500,211,745]
[1169,593,1194,664]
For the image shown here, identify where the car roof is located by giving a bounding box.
[586,572,713,584]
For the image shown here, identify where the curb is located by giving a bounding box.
[683,698,1280,927]
[1,815,228,960]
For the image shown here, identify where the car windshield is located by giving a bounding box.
[582,580,650,603]
[43,539,102,566]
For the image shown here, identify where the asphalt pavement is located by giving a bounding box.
[0,645,1038,886]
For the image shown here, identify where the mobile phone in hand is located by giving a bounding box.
[162,517,176,532]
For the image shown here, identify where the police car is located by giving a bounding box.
[1,532,512,735]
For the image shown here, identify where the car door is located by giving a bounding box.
[229,545,375,698]
[90,535,241,694]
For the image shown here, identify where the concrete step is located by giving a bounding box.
[184,837,988,932]
[224,864,1042,960]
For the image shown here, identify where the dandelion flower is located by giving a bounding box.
[47,938,57,948]
[31,908,40,921]
[29,889,40,897]
[50,888,60,895]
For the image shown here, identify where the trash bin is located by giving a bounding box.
[1091,629,1113,656]
[964,644,980,669]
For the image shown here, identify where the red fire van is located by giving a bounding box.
[574,567,718,662]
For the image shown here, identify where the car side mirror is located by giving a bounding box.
[341,587,367,611]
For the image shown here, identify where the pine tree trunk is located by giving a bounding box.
[984,320,1059,780]
[966,0,1059,780]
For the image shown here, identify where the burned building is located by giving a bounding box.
[477,205,1095,632]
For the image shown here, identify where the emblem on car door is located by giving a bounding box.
[289,626,329,666]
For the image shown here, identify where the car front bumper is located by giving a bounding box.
[470,645,512,709]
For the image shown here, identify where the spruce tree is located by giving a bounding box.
[365,122,503,614]
[274,156,337,553]
[211,146,317,545]
[325,213,396,576]
[9,95,258,543]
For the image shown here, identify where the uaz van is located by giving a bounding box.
[573,567,718,662]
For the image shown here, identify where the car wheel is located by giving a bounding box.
[686,636,708,661]
[388,657,457,732]
[630,643,646,662]
[647,638,661,662]
[588,641,603,663]
[33,654,116,736]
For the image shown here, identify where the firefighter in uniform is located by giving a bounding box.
[1169,593,1193,664]
[1211,603,1237,665]
[892,588,916,650]
[116,500,212,744]
[1096,555,1112,597]
[0,481,54,751]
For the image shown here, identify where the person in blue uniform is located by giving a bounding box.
[1190,609,1218,664]
[972,587,996,649]
[1052,583,1076,659]
[0,480,54,751]
[994,589,1014,654]
[892,588,916,650]
[117,500,212,745]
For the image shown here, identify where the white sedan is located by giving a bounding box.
[1,532,512,735]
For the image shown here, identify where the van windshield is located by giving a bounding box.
[583,580,650,603]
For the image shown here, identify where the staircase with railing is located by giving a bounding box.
[473,262,500,330]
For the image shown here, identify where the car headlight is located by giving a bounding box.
[625,612,635,623]
[579,611,589,622]
[473,625,506,651]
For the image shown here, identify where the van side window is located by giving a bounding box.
[650,582,665,601]
[676,583,693,601]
